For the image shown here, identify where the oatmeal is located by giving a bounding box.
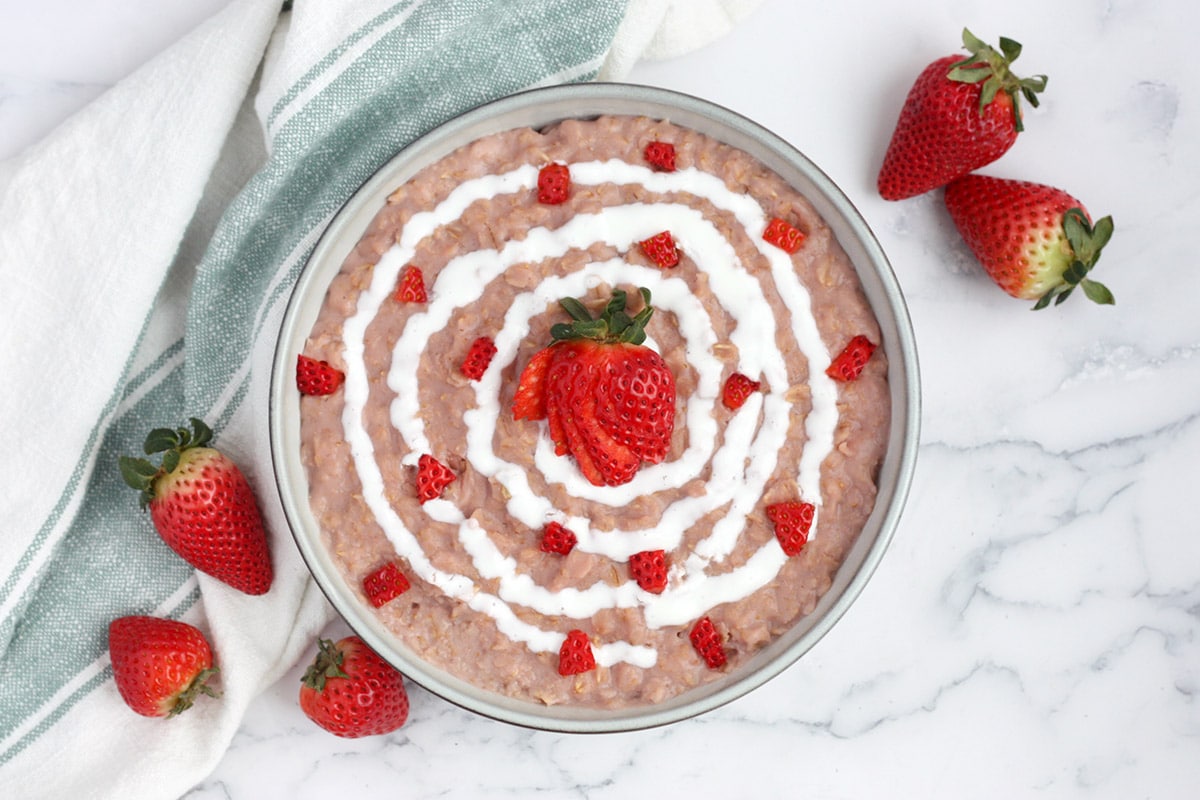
[297,115,889,708]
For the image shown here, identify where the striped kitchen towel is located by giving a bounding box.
[0,0,760,797]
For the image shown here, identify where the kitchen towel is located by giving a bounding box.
[0,0,761,797]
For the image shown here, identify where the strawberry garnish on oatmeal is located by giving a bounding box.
[689,617,728,669]
[415,454,455,503]
[362,562,411,608]
[540,521,577,555]
[460,336,497,380]
[629,549,669,594]
[537,163,570,204]
[643,141,676,172]
[640,230,680,268]
[513,287,676,487]
[296,354,345,396]
[762,217,806,254]
[721,372,761,411]
[825,335,877,382]
[394,265,428,303]
[558,629,596,675]
[766,501,815,556]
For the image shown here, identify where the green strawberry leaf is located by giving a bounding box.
[143,427,180,455]
[189,418,213,448]
[998,36,1022,63]
[559,297,592,322]
[1081,279,1115,305]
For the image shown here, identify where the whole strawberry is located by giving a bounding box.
[944,174,1115,309]
[877,29,1047,201]
[119,418,273,595]
[109,615,220,717]
[299,636,410,738]
[512,288,676,487]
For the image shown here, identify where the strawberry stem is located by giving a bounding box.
[1033,208,1116,310]
[947,28,1048,133]
[301,638,350,691]
[119,418,215,507]
[550,287,655,345]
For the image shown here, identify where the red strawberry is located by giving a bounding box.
[296,354,344,396]
[762,217,806,254]
[689,616,728,669]
[516,288,676,487]
[540,521,577,555]
[394,265,427,303]
[109,615,220,717]
[826,335,877,382]
[119,418,273,595]
[944,174,1115,309]
[766,501,815,557]
[538,163,570,204]
[416,454,455,503]
[877,29,1048,201]
[362,561,411,608]
[460,336,497,380]
[643,141,676,172]
[640,231,680,268]
[629,549,668,594]
[299,636,409,738]
[558,629,596,675]
[722,372,761,410]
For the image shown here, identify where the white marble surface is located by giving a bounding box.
[4,0,1198,797]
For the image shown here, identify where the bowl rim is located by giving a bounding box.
[268,81,921,733]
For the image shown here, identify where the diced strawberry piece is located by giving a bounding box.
[640,231,680,268]
[825,335,877,382]
[415,454,455,503]
[558,629,596,676]
[689,616,728,669]
[540,522,577,555]
[460,336,497,381]
[394,265,427,303]
[296,354,345,396]
[721,372,761,410]
[766,501,815,556]
[629,549,668,594]
[643,141,676,172]
[537,163,570,204]
[362,562,411,608]
[512,346,554,421]
[763,217,806,254]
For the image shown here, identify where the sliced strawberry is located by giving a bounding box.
[415,454,455,503]
[394,265,428,303]
[721,372,761,411]
[512,346,555,421]
[825,335,877,382]
[643,141,676,172]
[362,561,411,608]
[591,344,675,464]
[640,231,680,268]
[689,616,728,669]
[558,629,596,675]
[460,336,497,381]
[296,354,345,396]
[766,501,815,556]
[629,550,668,594]
[540,522,577,555]
[537,163,570,204]
[762,217,806,254]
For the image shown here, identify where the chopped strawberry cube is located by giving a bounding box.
[640,231,680,268]
[460,336,497,381]
[763,217,806,254]
[415,454,455,503]
[643,141,676,172]
[540,521,577,555]
[629,549,668,594]
[689,616,728,669]
[825,335,877,382]
[537,163,570,204]
[721,372,761,410]
[766,501,815,556]
[362,562,411,608]
[558,629,596,675]
[394,265,428,303]
[296,354,345,396]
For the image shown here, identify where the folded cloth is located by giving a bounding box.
[0,0,760,797]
